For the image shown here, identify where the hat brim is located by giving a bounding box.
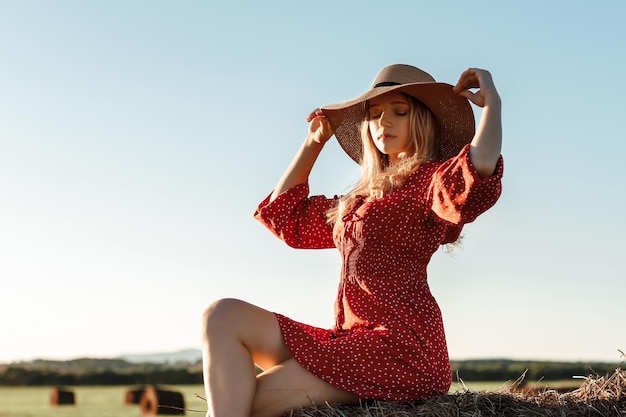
[321,82,475,164]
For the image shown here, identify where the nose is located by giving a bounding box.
[379,111,392,127]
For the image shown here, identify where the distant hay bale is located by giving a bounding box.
[125,385,146,404]
[140,385,185,416]
[286,367,626,417]
[49,386,75,406]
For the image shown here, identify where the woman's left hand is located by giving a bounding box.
[453,68,500,108]
[455,68,502,178]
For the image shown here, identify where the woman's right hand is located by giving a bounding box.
[306,108,334,145]
[269,109,332,201]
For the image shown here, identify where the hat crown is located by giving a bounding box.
[370,64,436,88]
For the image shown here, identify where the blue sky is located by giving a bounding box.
[1,1,624,364]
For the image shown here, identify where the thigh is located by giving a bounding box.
[203,298,291,369]
[251,358,359,417]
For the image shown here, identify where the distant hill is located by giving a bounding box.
[0,349,203,369]
[117,348,202,364]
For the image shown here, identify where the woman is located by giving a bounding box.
[201,64,503,417]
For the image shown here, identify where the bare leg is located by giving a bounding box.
[251,358,359,417]
[201,298,290,417]
[201,298,359,417]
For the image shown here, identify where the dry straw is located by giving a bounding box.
[286,367,626,417]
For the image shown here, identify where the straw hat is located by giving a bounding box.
[320,64,475,164]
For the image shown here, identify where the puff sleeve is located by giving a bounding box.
[254,182,338,249]
[428,144,503,225]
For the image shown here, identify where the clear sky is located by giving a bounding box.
[1,1,624,364]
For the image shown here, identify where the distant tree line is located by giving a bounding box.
[0,358,203,386]
[0,366,203,386]
[0,357,621,386]
[450,359,621,383]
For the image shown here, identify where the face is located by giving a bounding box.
[367,91,411,162]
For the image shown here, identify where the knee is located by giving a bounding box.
[201,298,242,337]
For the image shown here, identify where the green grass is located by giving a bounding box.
[0,385,207,417]
[451,379,583,393]
[450,380,512,392]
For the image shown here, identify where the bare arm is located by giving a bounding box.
[270,109,334,202]
[453,68,502,178]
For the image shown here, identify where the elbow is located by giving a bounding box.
[474,160,499,178]
[470,147,501,178]
[473,147,502,177]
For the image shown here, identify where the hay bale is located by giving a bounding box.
[49,386,75,405]
[140,385,185,415]
[125,385,147,404]
[287,368,626,417]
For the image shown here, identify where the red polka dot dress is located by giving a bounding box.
[254,144,504,401]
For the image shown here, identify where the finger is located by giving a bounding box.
[458,89,485,107]
[456,89,474,101]
[306,108,324,122]
[453,68,480,92]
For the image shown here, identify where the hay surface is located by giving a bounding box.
[287,368,626,417]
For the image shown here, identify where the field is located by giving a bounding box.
[0,380,582,417]
[0,385,207,417]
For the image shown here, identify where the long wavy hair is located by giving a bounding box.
[327,95,440,225]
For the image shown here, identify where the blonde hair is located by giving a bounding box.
[327,95,440,225]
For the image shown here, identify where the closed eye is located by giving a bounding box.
[367,110,408,120]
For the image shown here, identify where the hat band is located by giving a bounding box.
[373,81,401,88]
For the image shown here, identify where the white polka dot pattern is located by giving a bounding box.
[254,144,504,401]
